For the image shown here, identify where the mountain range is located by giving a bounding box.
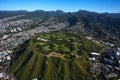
[0,10,119,38]
[0,10,120,80]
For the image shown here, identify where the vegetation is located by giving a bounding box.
[7,31,104,80]
[1,10,120,38]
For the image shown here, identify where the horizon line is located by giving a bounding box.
[0,9,120,14]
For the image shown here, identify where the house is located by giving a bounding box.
[89,57,96,61]
[91,52,100,56]
[89,52,100,61]
[0,73,3,79]
[103,58,113,65]
[6,56,11,61]
[3,75,9,80]
[105,73,118,79]
[0,72,9,80]
[2,35,8,39]
[101,50,119,67]
[33,78,38,80]
[116,51,120,56]
[37,38,48,42]
[118,48,120,51]
[86,36,93,40]
[90,52,100,58]
[105,42,114,47]
[6,50,12,54]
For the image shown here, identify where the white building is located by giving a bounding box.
[91,52,100,56]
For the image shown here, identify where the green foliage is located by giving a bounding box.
[8,32,104,80]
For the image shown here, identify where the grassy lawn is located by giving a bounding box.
[33,32,104,57]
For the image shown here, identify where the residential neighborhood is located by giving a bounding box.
[0,20,120,79]
[89,48,120,79]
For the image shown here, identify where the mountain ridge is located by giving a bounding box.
[0,10,119,41]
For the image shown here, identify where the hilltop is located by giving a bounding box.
[7,31,104,80]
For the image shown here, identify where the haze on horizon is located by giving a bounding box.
[0,0,120,13]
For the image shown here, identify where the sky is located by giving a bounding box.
[0,0,120,13]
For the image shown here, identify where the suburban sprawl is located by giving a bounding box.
[0,10,120,80]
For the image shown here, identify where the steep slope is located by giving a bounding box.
[1,10,120,38]
[56,10,120,38]
[8,32,104,80]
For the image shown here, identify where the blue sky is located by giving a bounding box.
[0,0,120,13]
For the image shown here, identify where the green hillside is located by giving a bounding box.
[8,32,104,80]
